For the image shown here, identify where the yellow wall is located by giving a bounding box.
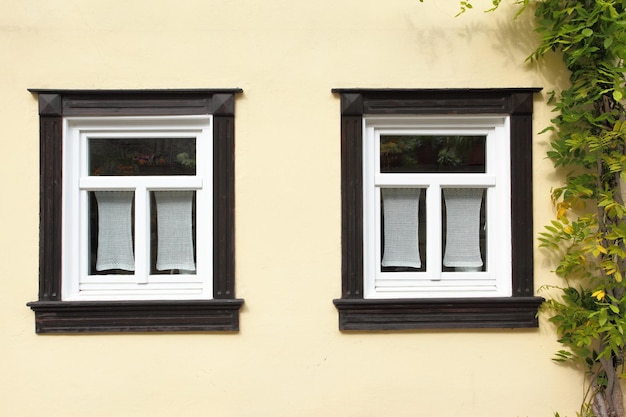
[1,1,581,416]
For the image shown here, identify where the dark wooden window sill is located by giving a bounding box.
[27,299,244,333]
[333,297,544,330]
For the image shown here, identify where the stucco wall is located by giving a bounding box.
[1,1,581,416]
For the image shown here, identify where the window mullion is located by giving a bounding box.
[426,184,442,280]
[134,185,149,284]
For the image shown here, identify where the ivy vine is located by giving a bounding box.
[536,2,626,416]
[420,1,626,416]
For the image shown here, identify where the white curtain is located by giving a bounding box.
[95,191,135,271]
[154,191,196,271]
[381,188,421,268]
[443,188,483,269]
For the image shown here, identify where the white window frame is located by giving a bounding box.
[363,115,512,299]
[62,115,213,301]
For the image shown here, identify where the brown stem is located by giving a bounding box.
[613,381,625,417]
[593,381,609,417]
[596,353,625,417]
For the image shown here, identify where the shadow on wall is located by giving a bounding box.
[490,4,571,90]
[404,2,570,91]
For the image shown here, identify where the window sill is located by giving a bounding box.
[27,299,244,333]
[333,297,544,330]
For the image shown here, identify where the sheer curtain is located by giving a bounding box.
[442,188,483,270]
[94,191,135,271]
[381,188,421,268]
[154,191,196,272]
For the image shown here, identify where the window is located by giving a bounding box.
[364,116,511,298]
[64,117,211,301]
[333,89,544,330]
[28,89,243,333]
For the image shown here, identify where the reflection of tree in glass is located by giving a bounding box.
[380,136,423,170]
[435,136,478,167]
[380,135,483,172]
[90,138,196,176]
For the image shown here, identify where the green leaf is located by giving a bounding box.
[432,1,626,414]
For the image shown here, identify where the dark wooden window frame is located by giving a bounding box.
[27,89,244,333]
[332,88,544,330]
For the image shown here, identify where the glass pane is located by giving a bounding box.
[89,191,135,275]
[89,138,196,176]
[442,188,486,272]
[380,188,426,272]
[150,191,197,275]
[380,135,486,173]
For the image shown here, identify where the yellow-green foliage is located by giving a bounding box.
[537,3,626,416]
[422,1,626,416]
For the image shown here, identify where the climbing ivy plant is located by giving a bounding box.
[536,2,626,415]
[419,1,626,416]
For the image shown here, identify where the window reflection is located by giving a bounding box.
[380,135,486,173]
[89,138,196,176]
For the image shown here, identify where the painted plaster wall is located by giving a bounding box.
[0,1,580,416]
